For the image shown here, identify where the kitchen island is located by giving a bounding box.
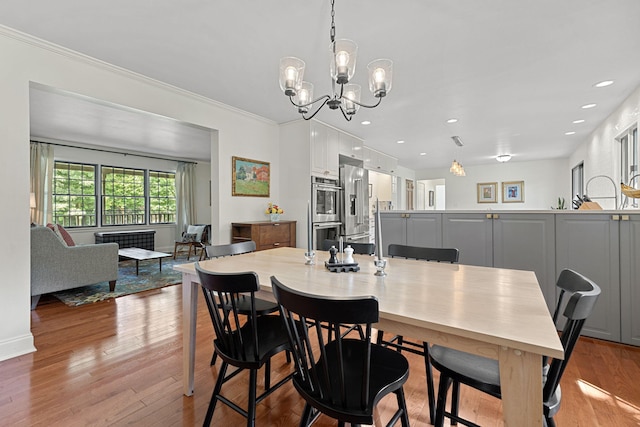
[380,209,640,346]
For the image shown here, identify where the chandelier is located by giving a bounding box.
[279,0,393,121]
[450,136,465,176]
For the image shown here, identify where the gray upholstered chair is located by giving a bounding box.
[30,226,119,309]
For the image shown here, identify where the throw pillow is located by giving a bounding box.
[182,232,198,243]
[46,223,76,246]
[186,225,206,242]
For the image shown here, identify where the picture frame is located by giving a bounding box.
[232,156,270,197]
[502,180,524,203]
[477,182,498,203]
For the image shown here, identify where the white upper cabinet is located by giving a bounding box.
[338,132,364,161]
[363,147,398,174]
[310,121,340,179]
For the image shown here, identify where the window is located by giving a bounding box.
[571,162,584,209]
[52,162,97,227]
[620,126,638,207]
[149,171,176,224]
[620,126,639,185]
[101,166,146,225]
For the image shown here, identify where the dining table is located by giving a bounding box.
[174,246,563,426]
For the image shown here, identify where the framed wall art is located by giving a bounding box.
[502,180,524,203]
[232,156,270,197]
[477,182,498,203]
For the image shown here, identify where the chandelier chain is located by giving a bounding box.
[330,0,336,43]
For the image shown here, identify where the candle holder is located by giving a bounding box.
[374,258,387,276]
[304,251,316,265]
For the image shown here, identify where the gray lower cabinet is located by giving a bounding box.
[492,213,557,313]
[380,212,441,256]
[442,213,493,267]
[555,213,621,342]
[620,215,640,346]
[382,210,640,345]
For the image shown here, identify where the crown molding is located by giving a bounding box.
[0,24,276,125]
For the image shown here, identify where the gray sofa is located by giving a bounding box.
[30,226,119,309]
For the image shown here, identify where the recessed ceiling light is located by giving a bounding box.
[420,152,426,156]
[581,103,597,109]
[565,131,576,135]
[496,154,511,163]
[572,119,585,124]
[397,140,405,144]
[361,120,371,125]
[446,118,458,124]
[594,80,614,88]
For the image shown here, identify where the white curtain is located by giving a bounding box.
[30,142,54,225]
[175,162,196,240]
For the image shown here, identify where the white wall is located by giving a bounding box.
[0,26,280,361]
[570,85,640,210]
[415,158,570,210]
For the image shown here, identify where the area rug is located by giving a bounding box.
[52,257,191,307]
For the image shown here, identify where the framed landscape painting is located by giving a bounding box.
[477,182,498,203]
[502,180,524,203]
[232,156,270,197]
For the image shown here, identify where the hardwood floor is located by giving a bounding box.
[2,284,640,426]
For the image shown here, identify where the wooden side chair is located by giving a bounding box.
[376,243,460,425]
[429,268,601,427]
[196,264,292,427]
[173,224,210,260]
[271,275,410,427]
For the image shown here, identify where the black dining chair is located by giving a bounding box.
[321,238,376,255]
[204,241,281,366]
[376,243,460,425]
[271,275,411,427]
[429,268,601,427]
[196,264,292,427]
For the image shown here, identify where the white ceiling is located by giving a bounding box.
[3,0,640,169]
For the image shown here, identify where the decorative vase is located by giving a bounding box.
[270,213,280,222]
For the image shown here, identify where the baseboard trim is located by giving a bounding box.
[0,333,36,362]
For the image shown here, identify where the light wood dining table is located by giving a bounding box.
[174,246,563,426]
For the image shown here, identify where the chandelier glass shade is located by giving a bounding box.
[279,0,393,121]
[450,160,466,176]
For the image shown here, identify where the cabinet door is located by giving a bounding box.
[339,133,364,160]
[311,122,329,177]
[442,213,493,267]
[325,126,340,178]
[556,214,620,342]
[620,215,640,346]
[380,213,407,255]
[406,213,442,248]
[493,213,556,313]
[310,122,339,179]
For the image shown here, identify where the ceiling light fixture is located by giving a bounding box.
[565,131,576,135]
[446,118,458,124]
[581,103,597,109]
[594,80,614,88]
[397,140,405,144]
[279,0,393,121]
[450,160,465,176]
[450,136,465,176]
[496,154,511,162]
[573,119,585,124]
[361,120,371,125]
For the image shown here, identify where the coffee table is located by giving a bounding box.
[118,247,172,275]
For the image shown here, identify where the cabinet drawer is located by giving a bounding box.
[259,223,290,244]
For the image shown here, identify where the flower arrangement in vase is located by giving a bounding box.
[265,202,284,221]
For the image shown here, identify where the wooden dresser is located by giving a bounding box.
[231,220,296,251]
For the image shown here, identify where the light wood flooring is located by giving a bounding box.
[2,284,640,426]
